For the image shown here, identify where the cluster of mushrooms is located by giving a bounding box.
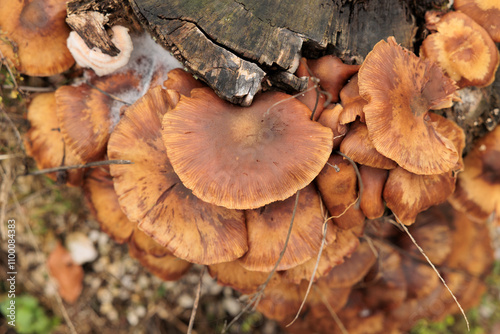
[2,0,499,332]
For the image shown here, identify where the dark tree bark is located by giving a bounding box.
[129,0,417,105]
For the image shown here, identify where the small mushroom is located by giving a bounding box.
[359,165,388,219]
[421,11,499,88]
[282,226,360,284]
[162,88,334,210]
[128,227,192,281]
[339,120,398,170]
[383,167,456,226]
[454,0,500,42]
[208,260,280,294]
[0,0,74,76]
[83,166,135,244]
[317,104,348,149]
[163,68,206,97]
[307,55,361,103]
[55,71,142,164]
[339,74,367,124]
[359,36,459,175]
[294,57,327,120]
[449,125,500,225]
[383,114,463,225]
[316,154,366,230]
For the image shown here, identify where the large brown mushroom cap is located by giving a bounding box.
[162,88,333,210]
[454,0,500,42]
[359,37,459,175]
[108,86,248,265]
[0,0,74,76]
[421,11,500,88]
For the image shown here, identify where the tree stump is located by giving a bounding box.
[129,0,416,105]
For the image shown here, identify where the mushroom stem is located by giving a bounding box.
[187,266,206,334]
[336,151,363,210]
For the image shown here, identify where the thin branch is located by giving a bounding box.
[187,267,206,334]
[326,162,340,172]
[26,159,133,176]
[88,83,132,105]
[395,214,469,331]
[221,190,301,333]
[3,85,55,92]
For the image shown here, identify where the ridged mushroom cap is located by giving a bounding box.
[162,88,333,210]
[421,11,499,88]
[359,37,459,175]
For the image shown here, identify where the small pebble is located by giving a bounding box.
[66,232,98,265]
[222,298,241,316]
[97,288,113,303]
[127,311,139,326]
[178,293,194,308]
[136,305,147,317]
[88,230,100,242]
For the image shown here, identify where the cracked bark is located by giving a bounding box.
[129,0,417,105]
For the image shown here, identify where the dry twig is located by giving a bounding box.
[187,267,206,334]
[26,159,133,176]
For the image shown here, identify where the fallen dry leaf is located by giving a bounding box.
[47,242,84,303]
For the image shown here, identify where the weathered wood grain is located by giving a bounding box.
[130,0,417,104]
